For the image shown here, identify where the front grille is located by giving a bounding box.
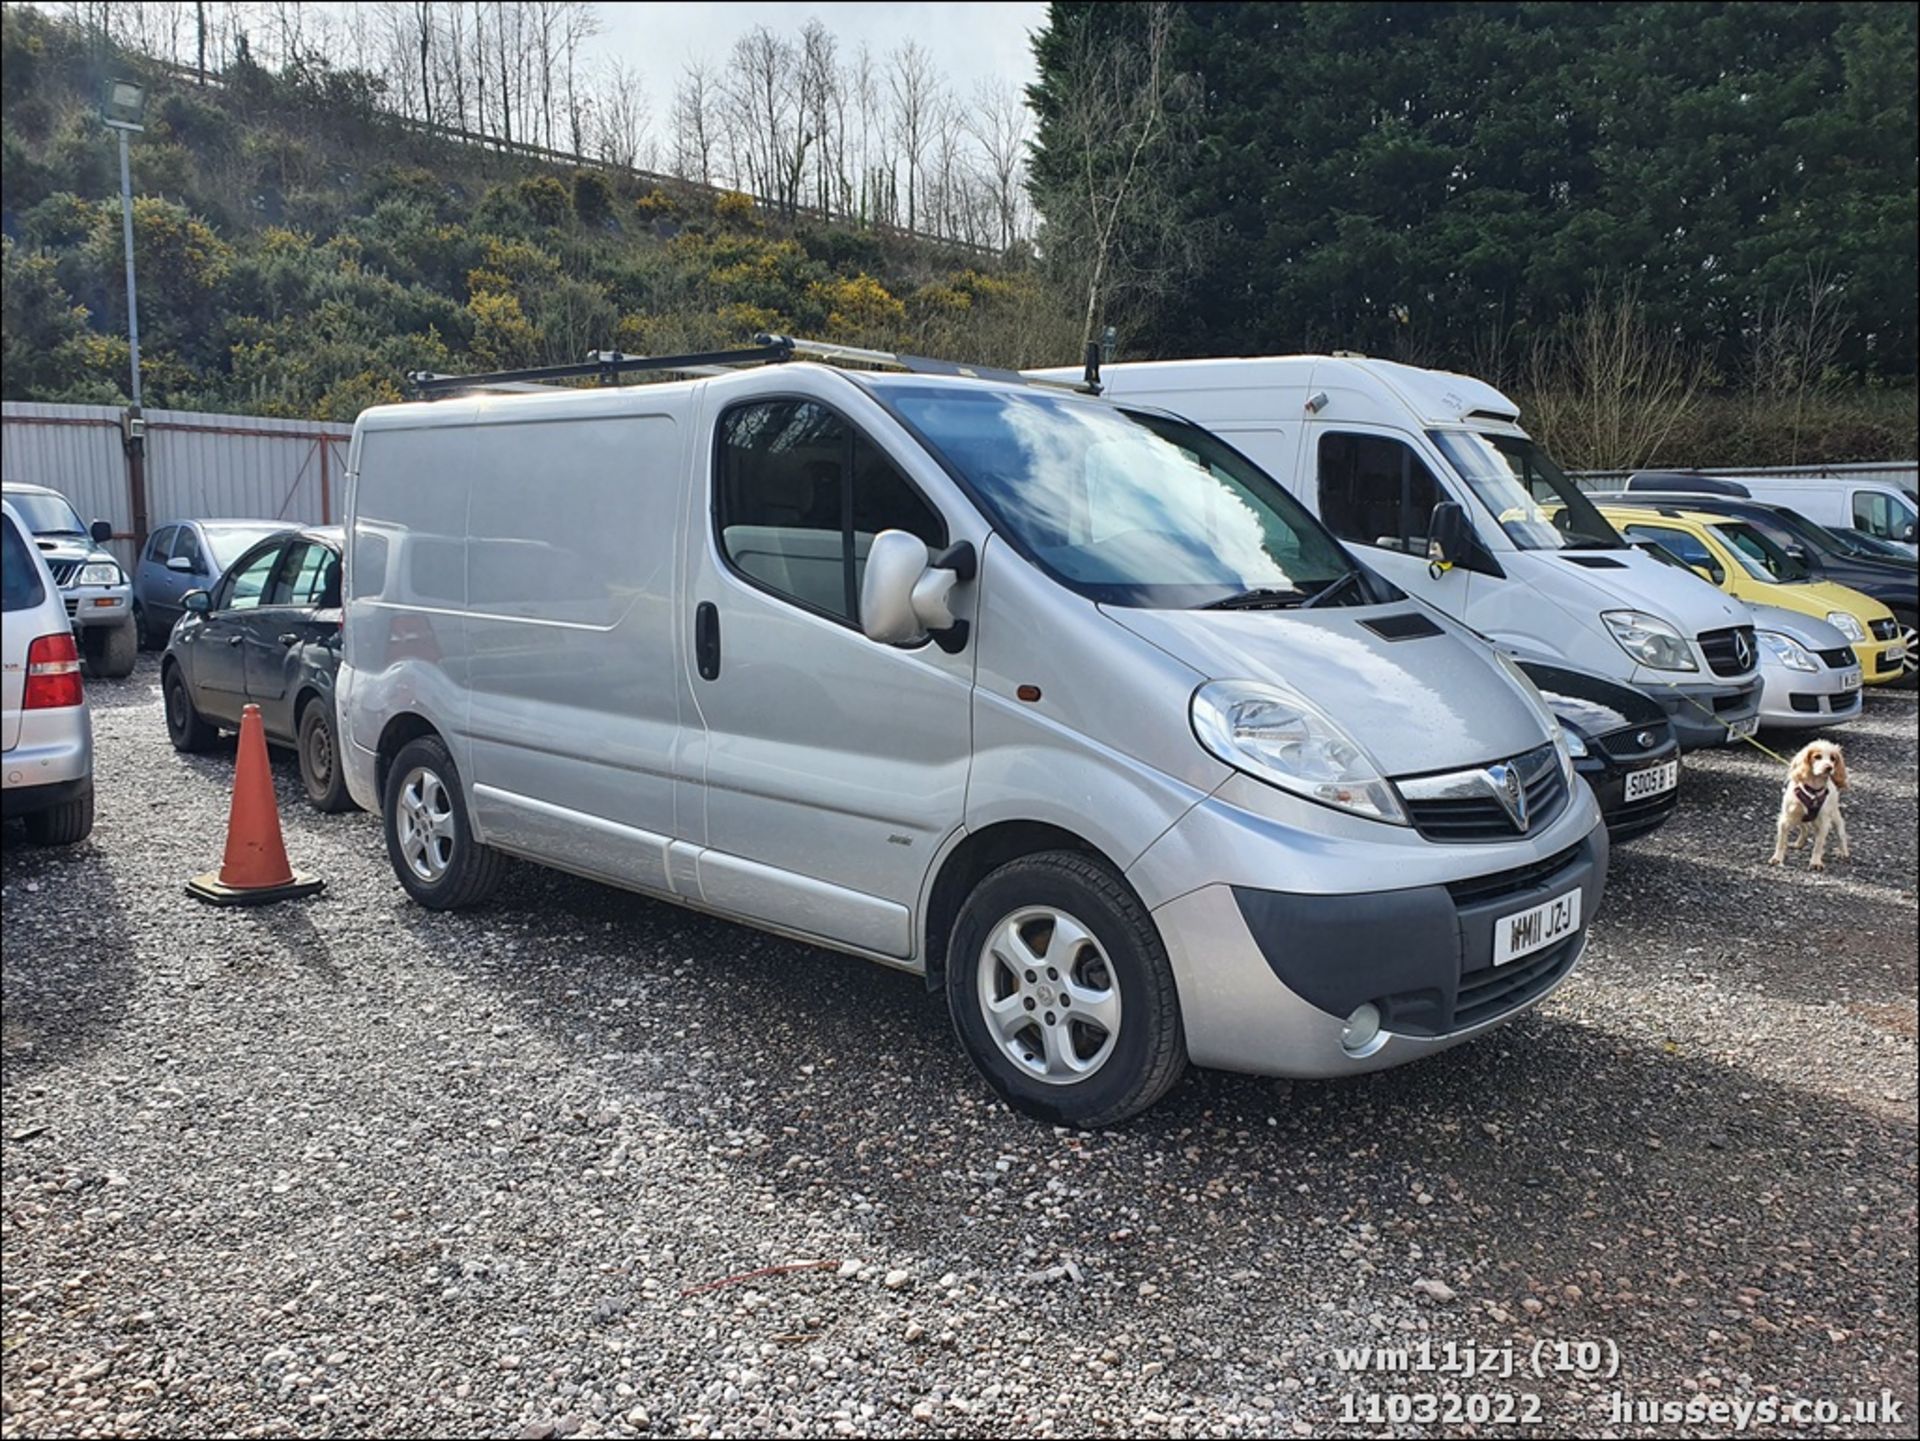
[1444,843,1584,907]
[1817,646,1856,668]
[1829,690,1860,713]
[64,596,78,617]
[1789,693,1820,714]
[1453,934,1583,1029]
[47,558,80,585]
[1597,725,1670,760]
[1871,618,1899,642]
[1699,625,1756,676]
[1403,744,1568,842]
[1712,690,1750,713]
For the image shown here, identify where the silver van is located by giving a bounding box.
[339,345,1608,1125]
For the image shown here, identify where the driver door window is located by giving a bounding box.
[1317,432,1442,553]
[218,544,284,611]
[170,526,207,574]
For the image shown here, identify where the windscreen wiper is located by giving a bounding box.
[1201,587,1306,611]
[1299,568,1366,609]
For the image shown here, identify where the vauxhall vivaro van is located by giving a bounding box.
[1035,357,1766,749]
[340,347,1608,1125]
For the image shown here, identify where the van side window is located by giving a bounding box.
[718,400,945,624]
[1853,491,1895,539]
[1317,433,1442,553]
[1624,524,1723,583]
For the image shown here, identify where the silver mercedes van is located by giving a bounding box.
[338,345,1608,1125]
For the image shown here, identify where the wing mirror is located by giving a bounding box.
[182,589,212,614]
[90,519,113,545]
[860,531,975,652]
[1900,522,1917,545]
[166,555,194,573]
[1426,501,1472,569]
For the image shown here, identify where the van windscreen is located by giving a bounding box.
[879,384,1378,610]
[1431,431,1623,552]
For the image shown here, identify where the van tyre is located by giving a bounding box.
[382,735,504,910]
[87,619,137,679]
[297,703,353,813]
[23,784,94,846]
[163,665,217,752]
[948,850,1186,1128]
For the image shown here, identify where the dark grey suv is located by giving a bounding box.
[160,526,353,811]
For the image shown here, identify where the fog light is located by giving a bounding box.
[1342,1002,1382,1053]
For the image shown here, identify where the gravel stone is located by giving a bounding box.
[1,659,1914,1436]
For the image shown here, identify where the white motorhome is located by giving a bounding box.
[1034,356,1764,748]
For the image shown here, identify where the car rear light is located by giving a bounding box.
[24,633,84,709]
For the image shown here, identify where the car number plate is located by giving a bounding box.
[1727,715,1759,741]
[1837,666,1862,690]
[1886,642,1908,664]
[1494,888,1581,967]
[1624,758,1679,801]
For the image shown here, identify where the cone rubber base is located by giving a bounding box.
[186,869,325,907]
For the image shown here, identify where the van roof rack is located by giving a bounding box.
[407,333,1095,400]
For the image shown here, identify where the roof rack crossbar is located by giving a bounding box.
[408,338,795,399]
[406,332,1100,400]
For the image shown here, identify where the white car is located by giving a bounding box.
[2,499,95,845]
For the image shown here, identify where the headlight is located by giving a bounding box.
[1824,610,1866,642]
[1557,725,1589,759]
[1757,629,1818,673]
[1602,610,1698,671]
[1191,680,1408,825]
[79,562,122,586]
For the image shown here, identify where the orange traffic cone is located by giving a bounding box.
[186,704,324,906]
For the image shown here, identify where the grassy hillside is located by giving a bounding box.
[0,5,1078,419]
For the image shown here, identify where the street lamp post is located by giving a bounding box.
[102,79,146,409]
[102,80,150,548]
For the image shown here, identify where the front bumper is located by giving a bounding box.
[1858,635,1907,686]
[1644,676,1762,749]
[1575,737,1681,843]
[62,583,132,629]
[1134,774,1608,1078]
[1758,658,1864,727]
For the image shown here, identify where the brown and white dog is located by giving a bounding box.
[1769,739,1851,870]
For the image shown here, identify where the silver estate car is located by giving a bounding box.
[339,357,1608,1126]
[3,500,95,845]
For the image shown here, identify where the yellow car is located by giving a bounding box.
[1595,505,1906,685]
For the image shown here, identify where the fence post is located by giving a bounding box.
[121,406,150,550]
[319,437,331,523]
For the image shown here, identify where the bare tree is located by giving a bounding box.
[887,41,937,235]
[1037,2,1193,350]
[594,57,649,169]
[671,59,720,187]
[410,1,437,126]
[968,79,1028,252]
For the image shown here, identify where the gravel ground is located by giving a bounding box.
[4,655,1915,1439]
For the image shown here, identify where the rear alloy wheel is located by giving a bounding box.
[297,703,353,813]
[381,735,505,909]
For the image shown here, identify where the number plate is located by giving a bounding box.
[1623,758,1679,802]
[1886,643,1908,664]
[1494,888,1582,967]
[1727,715,1759,741]
[1837,666,1862,690]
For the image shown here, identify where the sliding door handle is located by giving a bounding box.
[695,601,721,680]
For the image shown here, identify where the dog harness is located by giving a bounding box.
[1794,782,1830,819]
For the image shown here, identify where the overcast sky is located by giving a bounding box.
[595,2,1046,113]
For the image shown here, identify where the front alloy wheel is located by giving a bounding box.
[977,906,1122,1084]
